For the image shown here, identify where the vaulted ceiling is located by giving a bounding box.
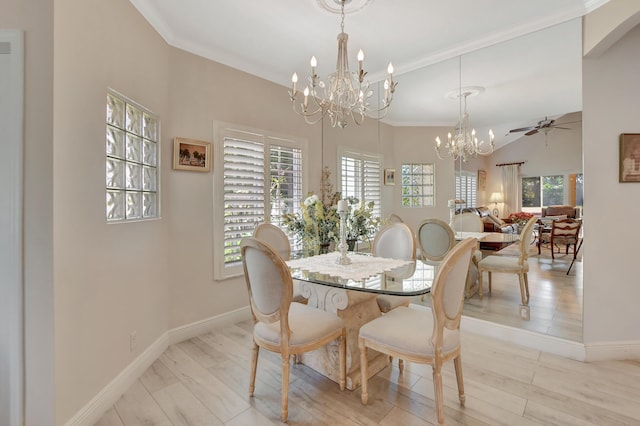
[130,0,609,147]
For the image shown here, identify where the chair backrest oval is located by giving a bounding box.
[517,216,539,264]
[430,237,476,332]
[450,212,484,233]
[253,223,291,261]
[418,218,455,262]
[240,237,292,324]
[387,213,403,223]
[372,222,416,260]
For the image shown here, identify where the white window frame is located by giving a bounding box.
[213,122,307,280]
[337,147,382,220]
[401,163,435,208]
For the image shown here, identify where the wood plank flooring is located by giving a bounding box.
[458,250,583,342]
[95,316,640,426]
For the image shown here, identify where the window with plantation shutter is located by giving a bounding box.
[455,171,477,210]
[215,124,306,279]
[338,148,381,220]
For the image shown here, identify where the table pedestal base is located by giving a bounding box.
[298,281,389,390]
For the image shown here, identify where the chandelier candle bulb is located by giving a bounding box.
[291,73,297,95]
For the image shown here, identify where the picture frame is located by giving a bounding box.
[173,137,211,172]
[620,133,640,182]
[384,168,396,186]
[478,169,487,190]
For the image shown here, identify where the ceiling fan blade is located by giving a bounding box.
[509,126,535,133]
[525,129,539,136]
[551,126,570,130]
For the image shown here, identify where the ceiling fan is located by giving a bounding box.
[507,117,579,136]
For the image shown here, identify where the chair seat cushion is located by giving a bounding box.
[359,306,459,357]
[376,295,410,313]
[478,255,528,273]
[254,302,343,347]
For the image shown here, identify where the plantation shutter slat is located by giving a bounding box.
[340,150,381,220]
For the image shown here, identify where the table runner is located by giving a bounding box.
[286,252,413,282]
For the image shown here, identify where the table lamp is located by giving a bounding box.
[489,192,504,217]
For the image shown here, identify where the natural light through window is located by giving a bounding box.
[339,149,381,219]
[401,163,434,207]
[106,91,159,222]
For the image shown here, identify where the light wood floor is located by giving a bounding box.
[450,251,582,342]
[95,319,640,426]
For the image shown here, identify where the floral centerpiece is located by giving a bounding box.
[282,167,341,255]
[507,211,535,228]
[344,196,380,249]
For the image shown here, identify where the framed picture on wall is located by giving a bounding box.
[478,169,487,190]
[173,137,211,172]
[619,133,640,182]
[384,168,396,185]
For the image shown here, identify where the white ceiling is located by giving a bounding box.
[129,0,609,148]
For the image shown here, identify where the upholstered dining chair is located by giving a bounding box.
[372,223,417,314]
[477,216,538,305]
[537,218,581,259]
[358,238,477,426]
[240,237,346,422]
[417,218,455,263]
[450,212,484,233]
[388,213,404,223]
[253,223,307,304]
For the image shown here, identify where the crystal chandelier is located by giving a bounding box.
[435,58,494,162]
[288,0,396,128]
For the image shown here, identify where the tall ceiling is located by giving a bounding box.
[130,0,609,148]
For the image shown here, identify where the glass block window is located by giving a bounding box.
[339,149,381,219]
[455,171,477,210]
[106,91,159,222]
[217,126,305,278]
[401,163,435,207]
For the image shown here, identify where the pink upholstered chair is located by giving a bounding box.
[358,238,477,426]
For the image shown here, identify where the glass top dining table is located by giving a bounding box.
[287,252,437,297]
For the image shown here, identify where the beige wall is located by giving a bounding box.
[7,0,640,423]
[582,21,640,344]
[53,0,172,423]
[166,47,322,328]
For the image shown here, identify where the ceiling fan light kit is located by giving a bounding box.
[289,0,396,128]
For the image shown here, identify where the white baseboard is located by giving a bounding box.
[65,306,251,426]
[168,306,251,345]
[64,332,169,426]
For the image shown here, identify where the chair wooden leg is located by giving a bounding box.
[453,355,465,406]
[399,359,404,374]
[359,341,369,404]
[432,363,445,426]
[249,342,259,396]
[518,273,529,305]
[339,330,346,391]
[477,270,484,299]
[488,271,493,294]
[281,354,290,422]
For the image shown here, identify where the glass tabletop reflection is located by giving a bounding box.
[288,256,436,296]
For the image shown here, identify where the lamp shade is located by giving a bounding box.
[489,192,504,204]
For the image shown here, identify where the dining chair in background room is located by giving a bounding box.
[537,218,581,259]
[417,218,455,263]
[450,212,484,233]
[240,237,346,422]
[358,238,477,426]
[387,213,404,223]
[477,216,538,306]
[253,223,307,304]
[372,222,417,314]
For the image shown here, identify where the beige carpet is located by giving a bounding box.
[493,238,583,262]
